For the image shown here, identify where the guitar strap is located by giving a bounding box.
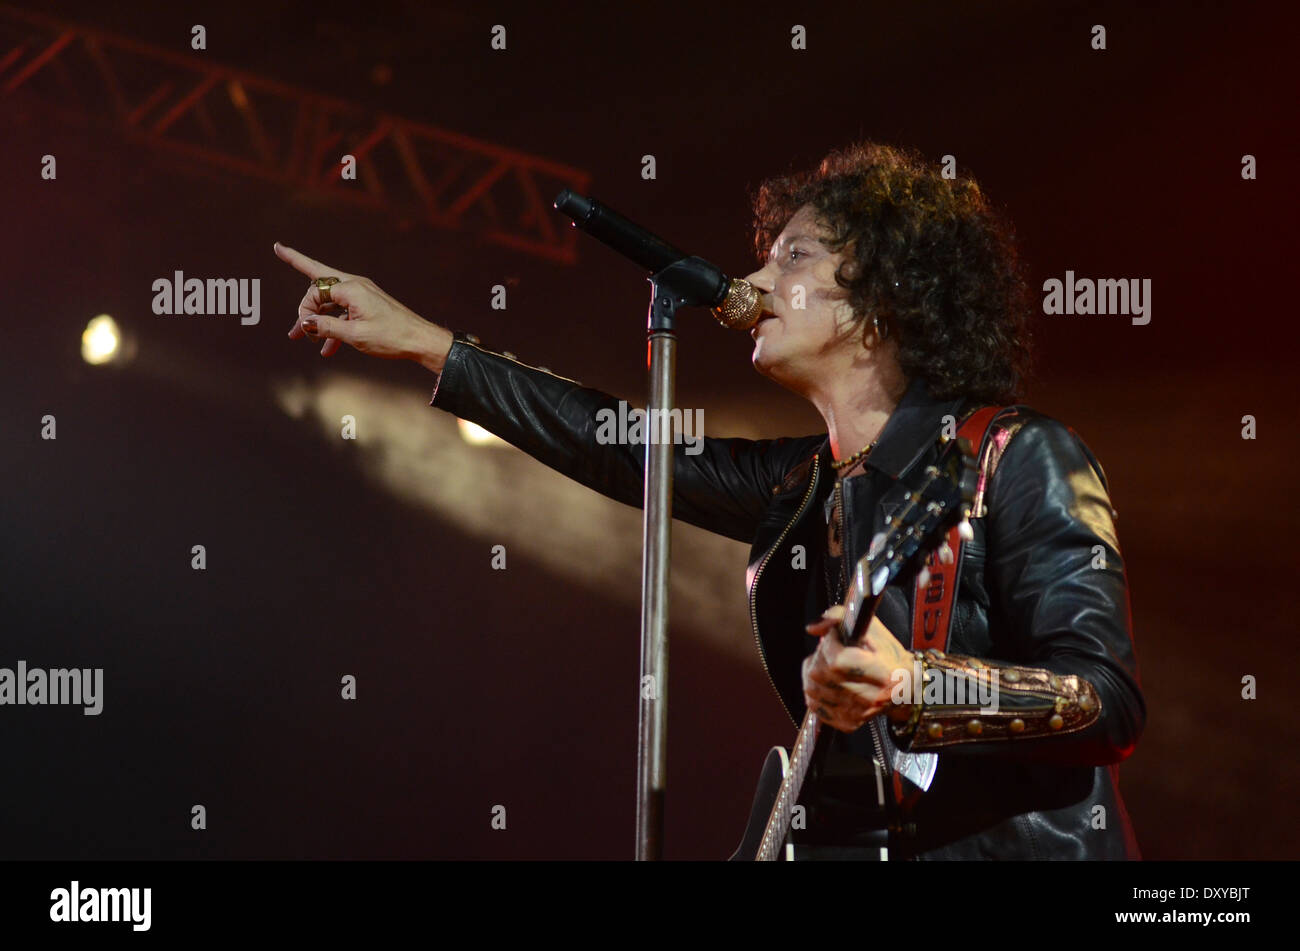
[909,406,1007,653]
[879,406,1012,832]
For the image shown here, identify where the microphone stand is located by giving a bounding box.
[636,256,726,860]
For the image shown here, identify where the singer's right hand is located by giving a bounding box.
[801,607,914,733]
[275,242,454,371]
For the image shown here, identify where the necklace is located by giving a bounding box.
[824,441,877,604]
[830,439,878,472]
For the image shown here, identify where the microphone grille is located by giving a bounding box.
[713,279,761,331]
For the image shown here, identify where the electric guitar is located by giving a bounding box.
[730,436,980,861]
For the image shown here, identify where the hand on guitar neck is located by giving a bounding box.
[802,603,916,734]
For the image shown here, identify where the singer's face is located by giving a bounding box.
[744,205,863,391]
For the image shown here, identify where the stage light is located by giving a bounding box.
[457,419,506,446]
[81,314,121,365]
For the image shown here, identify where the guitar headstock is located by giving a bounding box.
[839,435,980,643]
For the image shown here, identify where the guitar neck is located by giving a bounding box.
[754,585,885,862]
[756,710,821,862]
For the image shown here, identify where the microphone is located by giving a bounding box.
[553,190,762,330]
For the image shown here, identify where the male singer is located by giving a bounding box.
[275,141,1144,859]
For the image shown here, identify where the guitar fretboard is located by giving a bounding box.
[756,710,820,862]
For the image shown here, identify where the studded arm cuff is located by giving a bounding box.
[889,649,1102,750]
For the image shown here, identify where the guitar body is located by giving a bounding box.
[729,743,892,861]
[729,746,792,861]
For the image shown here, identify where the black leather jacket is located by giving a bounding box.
[430,332,1145,860]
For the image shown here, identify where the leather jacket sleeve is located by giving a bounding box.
[889,418,1146,767]
[428,332,816,544]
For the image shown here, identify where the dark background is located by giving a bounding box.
[1,0,1295,860]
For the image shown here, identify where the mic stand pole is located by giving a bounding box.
[635,256,719,861]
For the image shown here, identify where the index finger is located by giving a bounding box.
[273,242,352,282]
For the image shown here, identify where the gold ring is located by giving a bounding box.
[314,276,342,305]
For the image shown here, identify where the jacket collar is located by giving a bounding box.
[815,376,971,481]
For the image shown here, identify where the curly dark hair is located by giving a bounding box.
[750,141,1034,404]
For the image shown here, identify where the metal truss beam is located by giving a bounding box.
[0,5,590,263]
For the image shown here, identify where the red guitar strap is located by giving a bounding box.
[910,406,1006,653]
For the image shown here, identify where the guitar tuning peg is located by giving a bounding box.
[917,566,931,588]
[958,518,974,542]
[938,541,954,565]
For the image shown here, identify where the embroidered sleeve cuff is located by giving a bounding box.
[889,649,1102,750]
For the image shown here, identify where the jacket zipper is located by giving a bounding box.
[749,455,821,725]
